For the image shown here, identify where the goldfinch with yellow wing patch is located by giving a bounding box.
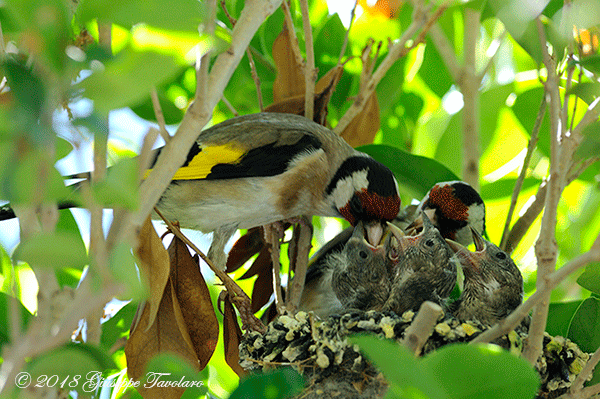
[147,113,401,269]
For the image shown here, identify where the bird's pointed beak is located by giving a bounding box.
[353,221,388,251]
[385,221,405,261]
[470,227,486,252]
[405,208,437,235]
[446,236,483,272]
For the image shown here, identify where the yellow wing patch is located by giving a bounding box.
[144,144,245,180]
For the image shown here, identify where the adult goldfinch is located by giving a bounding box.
[146,112,401,269]
[406,180,485,245]
[447,228,523,325]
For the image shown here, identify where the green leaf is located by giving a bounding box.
[92,156,139,209]
[54,209,87,286]
[314,14,346,62]
[0,292,33,346]
[15,231,88,269]
[547,300,583,337]
[480,177,541,201]
[130,87,185,125]
[422,344,540,399]
[567,296,600,353]
[351,335,449,399]
[2,60,46,134]
[577,54,600,75]
[100,302,136,350]
[511,87,550,157]
[577,262,600,295]
[80,48,185,114]
[27,343,117,393]
[79,0,206,32]
[357,144,459,199]
[480,84,515,154]
[55,137,74,162]
[229,368,305,399]
[420,37,453,97]
[567,82,600,105]
[575,122,600,160]
[109,243,146,300]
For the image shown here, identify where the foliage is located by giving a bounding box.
[0,0,599,398]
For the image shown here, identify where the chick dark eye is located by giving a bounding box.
[359,250,368,259]
[496,252,507,260]
[425,239,435,247]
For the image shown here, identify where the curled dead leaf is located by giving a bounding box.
[222,293,247,377]
[340,93,380,147]
[169,236,219,369]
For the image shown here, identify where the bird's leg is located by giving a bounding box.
[208,225,237,271]
[264,222,286,314]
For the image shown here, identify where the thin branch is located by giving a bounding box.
[337,0,358,65]
[522,17,563,365]
[428,24,461,82]
[155,208,266,333]
[221,95,239,116]
[264,224,285,314]
[500,97,546,251]
[150,88,171,143]
[220,0,264,111]
[477,29,507,81]
[473,231,600,344]
[299,0,316,121]
[402,301,443,356]
[286,219,312,312]
[572,97,600,138]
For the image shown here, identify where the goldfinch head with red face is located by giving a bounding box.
[407,181,485,246]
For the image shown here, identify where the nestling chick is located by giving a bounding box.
[382,212,458,315]
[299,222,391,318]
[447,228,523,325]
[406,181,485,246]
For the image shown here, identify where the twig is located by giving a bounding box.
[558,383,600,399]
[154,208,266,333]
[477,29,507,81]
[428,24,461,82]
[299,0,316,121]
[264,224,285,314]
[472,231,600,344]
[220,0,264,111]
[286,219,312,312]
[150,88,171,143]
[337,0,358,65]
[402,301,443,356]
[500,97,546,251]
[334,0,448,134]
[221,95,239,116]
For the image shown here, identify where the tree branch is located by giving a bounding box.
[299,0,316,121]
[402,301,443,356]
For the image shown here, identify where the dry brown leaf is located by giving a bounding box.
[272,20,305,103]
[247,249,273,313]
[135,217,171,330]
[265,65,343,125]
[223,294,246,377]
[168,236,219,369]
[226,227,265,273]
[340,93,380,147]
[125,280,199,399]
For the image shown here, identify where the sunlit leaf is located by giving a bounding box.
[422,344,540,399]
[0,292,33,346]
[15,231,88,269]
[547,300,582,338]
[567,296,600,353]
[567,82,600,105]
[577,262,600,296]
[101,302,136,351]
[79,0,206,32]
[229,368,304,399]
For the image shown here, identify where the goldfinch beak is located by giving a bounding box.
[365,222,385,247]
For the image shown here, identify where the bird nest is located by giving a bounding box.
[239,310,591,399]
